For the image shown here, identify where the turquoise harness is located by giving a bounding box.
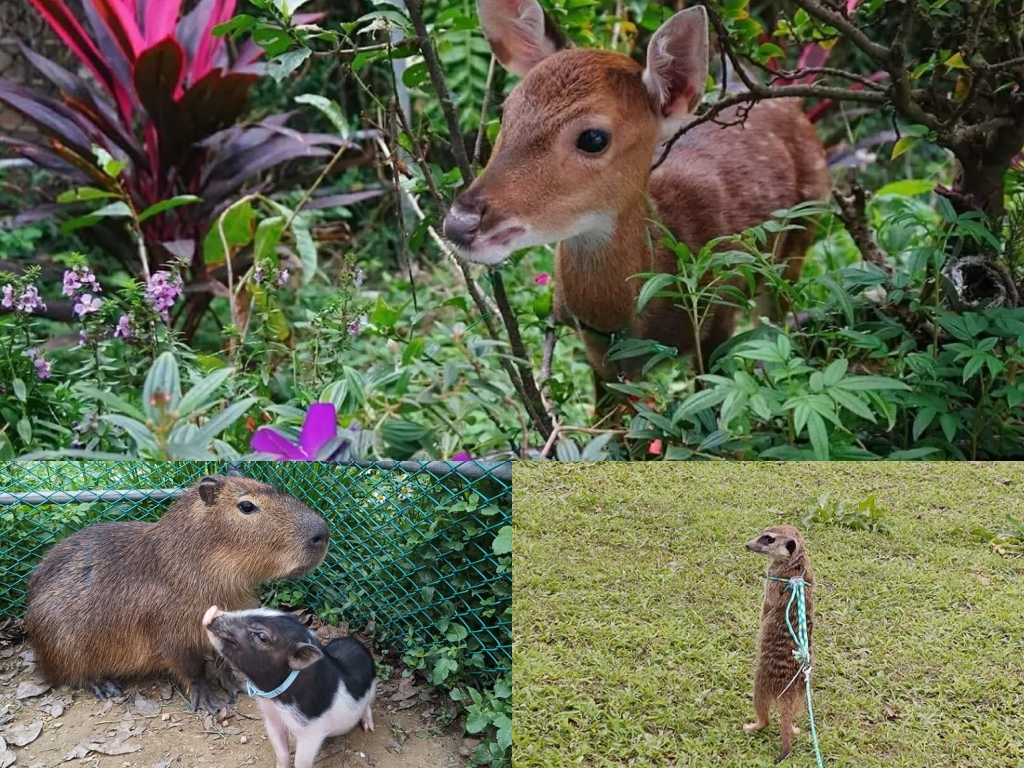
[765,574,824,768]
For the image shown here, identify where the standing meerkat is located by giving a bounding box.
[744,525,815,763]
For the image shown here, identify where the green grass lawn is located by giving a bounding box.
[512,463,1024,767]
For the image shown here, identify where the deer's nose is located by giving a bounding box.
[443,197,487,248]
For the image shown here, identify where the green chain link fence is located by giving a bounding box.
[0,460,512,678]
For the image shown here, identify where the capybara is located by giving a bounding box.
[744,525,815,763]
[204,605,376,768]
[26,475,330,713]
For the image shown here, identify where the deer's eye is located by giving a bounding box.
[576,129,609,154]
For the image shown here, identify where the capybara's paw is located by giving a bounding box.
[89,678,123,700]
[191,680,231,715]
[743,721,768,733]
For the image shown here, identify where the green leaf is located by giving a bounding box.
[253,216,287,264]
[465,709,489,733]
[90,201,132,219]
[17,417,31,445]
[175,368,235,419]
[291,217,318,285]
[142,352,182,422]
[432,656,458,684]
[444,623,468,643]
[193,397,257,446]
[495,713,512,751]
[833,376,910,392]
[944,51,967,69]
[12,378,26,403]
[822,358,849,387]
[73,384,146,421]
[912,407,936,440]
[267,49,312,82]
[137,195,202,223]
[100,414,158,452]
[673,387,727,421]
[204,200,256,265]
[806,411,830,460]
[891,136,918,159]
[57,187,118,203]
[874,179,935,198]
[294,94,351,138]
[636,273,677,313]
[492,525,512,555]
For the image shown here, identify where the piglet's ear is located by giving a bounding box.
[198,476,225,505]
[642,7,710,139]
[477,0,567,78]
[289,642,324,670]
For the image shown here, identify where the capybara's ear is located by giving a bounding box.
[198,476,225,505]
[288,642,324,670]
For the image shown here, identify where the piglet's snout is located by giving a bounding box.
[202,605,224,627]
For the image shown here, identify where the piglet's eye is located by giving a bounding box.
[255,632,268,643]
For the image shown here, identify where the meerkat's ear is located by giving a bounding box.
[785,539,797,555]
[198,476,225,505]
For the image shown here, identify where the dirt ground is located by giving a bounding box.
[0,643,469,768]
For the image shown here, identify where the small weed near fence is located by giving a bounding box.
[0,460,512,685]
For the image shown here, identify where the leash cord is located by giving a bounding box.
[766,574,825,768]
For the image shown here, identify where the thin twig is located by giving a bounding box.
[831,179,893,276]
[473,56,497,167]
[405,0,555,438]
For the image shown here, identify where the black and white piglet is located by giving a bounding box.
[203,605,376,768]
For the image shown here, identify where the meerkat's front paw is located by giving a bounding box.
[743,721,768,732]
[791,726,801,735]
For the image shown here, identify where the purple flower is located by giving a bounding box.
[63,266,101,297]
[33,356,51,380]
[535,273,550,286]
[348,318,362,336]
[146,271,183,321]
[78,329,89,345]
[23,348,50,380]
[73,293,102,317]
[254,267,265,285]
[1,284,14,309]
[452,451,472,461]
[17,286,46,314]
[114,314,132,339]
[277,269,289,286]
[353,268,364,286]
[251,402,339,461]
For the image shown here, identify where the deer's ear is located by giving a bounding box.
[477,0,567,78]
[643,7,710,138]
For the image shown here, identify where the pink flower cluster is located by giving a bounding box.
[23,347,51,380]
[62,266,104,319]
[146,271,183,321]
[1,284,47,314]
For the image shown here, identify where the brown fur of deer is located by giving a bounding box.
[443,0,831,402]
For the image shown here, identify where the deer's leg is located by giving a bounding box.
[756,224,817,324]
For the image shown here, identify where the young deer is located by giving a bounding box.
[443,0,831,406]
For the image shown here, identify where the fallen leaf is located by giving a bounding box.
[0,750,14,768]
[17,679,51,699]
[63,745,89,761]
[153,755,181,768]
[389,677,418,702]
[19,649,36,663]
[159,683,173,701]
[883,703,900,720]
[134,693,160,717]
[5,719,43,745]
[82,740,143,756]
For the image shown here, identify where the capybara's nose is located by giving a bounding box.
[308,519,329,550]
[443,198,486,248]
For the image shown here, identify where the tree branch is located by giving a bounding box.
[786,0,890,63]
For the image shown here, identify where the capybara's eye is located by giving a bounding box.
[238,500,258,514]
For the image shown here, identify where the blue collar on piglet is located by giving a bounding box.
[247,669,300,699]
